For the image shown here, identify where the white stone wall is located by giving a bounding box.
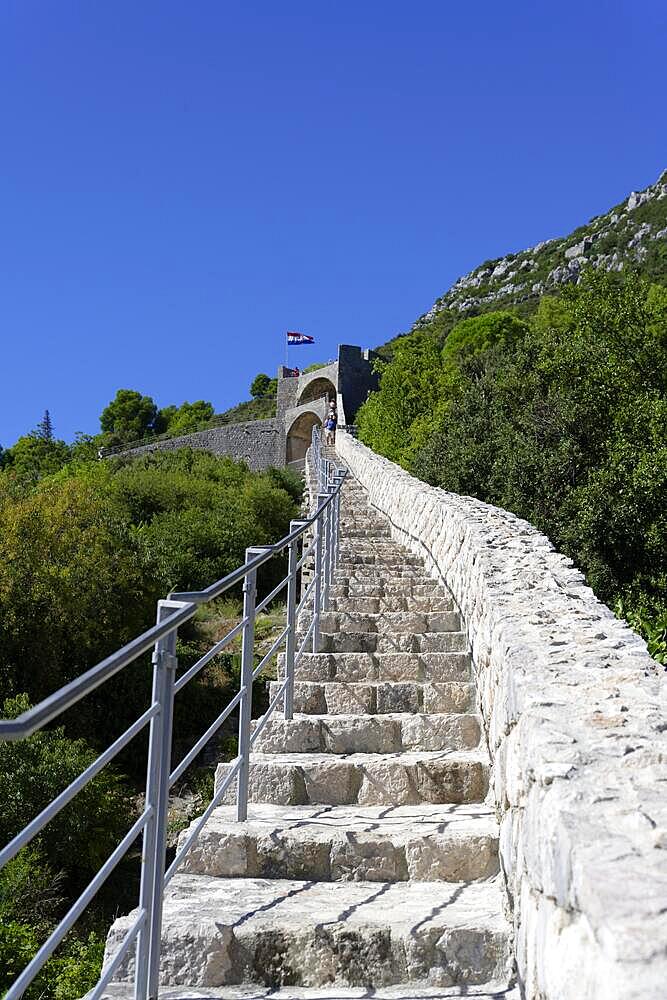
[336,430,667,1000]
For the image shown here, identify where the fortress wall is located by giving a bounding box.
[337,345,379,423]
[117,418,281,471]
[111,345,379,472]
[336,430,667,1000]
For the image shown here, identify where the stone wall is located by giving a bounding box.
[116,418,281,471]
[335,430,667,1000]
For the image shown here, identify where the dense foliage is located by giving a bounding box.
[156,399,215,436]
[0,697,129,998]
[0,449,301,739]
[0,443,302,995]
[216,395,276,423]
[250,372,278,399]
[100,388,159,443]
[358,311,529,469]
[358,272,667,657]
[98,389,217,447]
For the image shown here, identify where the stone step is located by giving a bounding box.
[338,539,407,553]
[339,512,385,522]
[314,631,464,654]
[252,712,481,754]
[330,581,442,598]
[334,566,434,581]
[106,874,512,989]
[332,579,439,594]
[328,595,453,614]
[177,803,499,883]
[337,552,422,566]
[270,680,474,715]
[94,985,520,999]
[334,563,431,577]
[338,532,392,543]
[338,519,387,527]
[339,516,391,540]
[339,524,391,537]
[279,649,470,682]
[215,749,488,806]
[317,611,460,635]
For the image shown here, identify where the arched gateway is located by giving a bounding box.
[285,410,322,465]
[297,376,337,406]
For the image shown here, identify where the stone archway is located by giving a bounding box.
[297,377,337,407]
[286,411,322,465]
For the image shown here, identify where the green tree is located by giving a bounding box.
[0,844,106,1000]
[0,920,105,1000]
[100,389,158,445]
[3,433,71,481]
[0,447,302,741]
[165,400,215,435]
[154,403,178,434]
[128,461,299,591]
[36,410,54,442]
[414,271,667,637]
[0,467,159,723]
[358,311,529,472]
[356,332,446,469]
[441,311,528,369]
[68,432,102,463]
[0,695,133,891]
[250,373,272,398]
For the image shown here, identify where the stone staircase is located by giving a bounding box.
[103,464,517,998]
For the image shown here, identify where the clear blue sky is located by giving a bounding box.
[1,1,665,446]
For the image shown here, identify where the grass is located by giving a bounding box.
[213,396,276,425]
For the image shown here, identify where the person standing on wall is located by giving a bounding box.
[324,401,337,445]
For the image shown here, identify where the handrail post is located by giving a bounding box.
[322,498,331,611]
[141,601,179,999]
[236,550,258,822]
[313,496,327,651]
[330,475,339,571]
[284,524,302,721]
[333,471,344,566]
[326,482,338,593]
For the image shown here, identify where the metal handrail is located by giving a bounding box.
[0,429,346,1000]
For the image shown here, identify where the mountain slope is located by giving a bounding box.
[413,169,667,328]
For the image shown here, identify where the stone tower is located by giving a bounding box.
[277,344,379,467]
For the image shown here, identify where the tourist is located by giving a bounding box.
[324,406,337,445]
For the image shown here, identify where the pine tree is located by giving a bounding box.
[36,410,54,441]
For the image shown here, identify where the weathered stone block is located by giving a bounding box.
[405,833,498,882]
[376,681,421,714]
[301,759,359,805]
[423,682,474,713]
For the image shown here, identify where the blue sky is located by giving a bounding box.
[1,1,665,446]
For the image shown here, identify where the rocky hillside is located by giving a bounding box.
[415,169,667,326]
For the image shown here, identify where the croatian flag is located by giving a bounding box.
[287,331,314,346]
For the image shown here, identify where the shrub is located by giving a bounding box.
[413,272,667,631]
[0,695,134,893]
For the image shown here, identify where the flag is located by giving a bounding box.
[287,331,315,345]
